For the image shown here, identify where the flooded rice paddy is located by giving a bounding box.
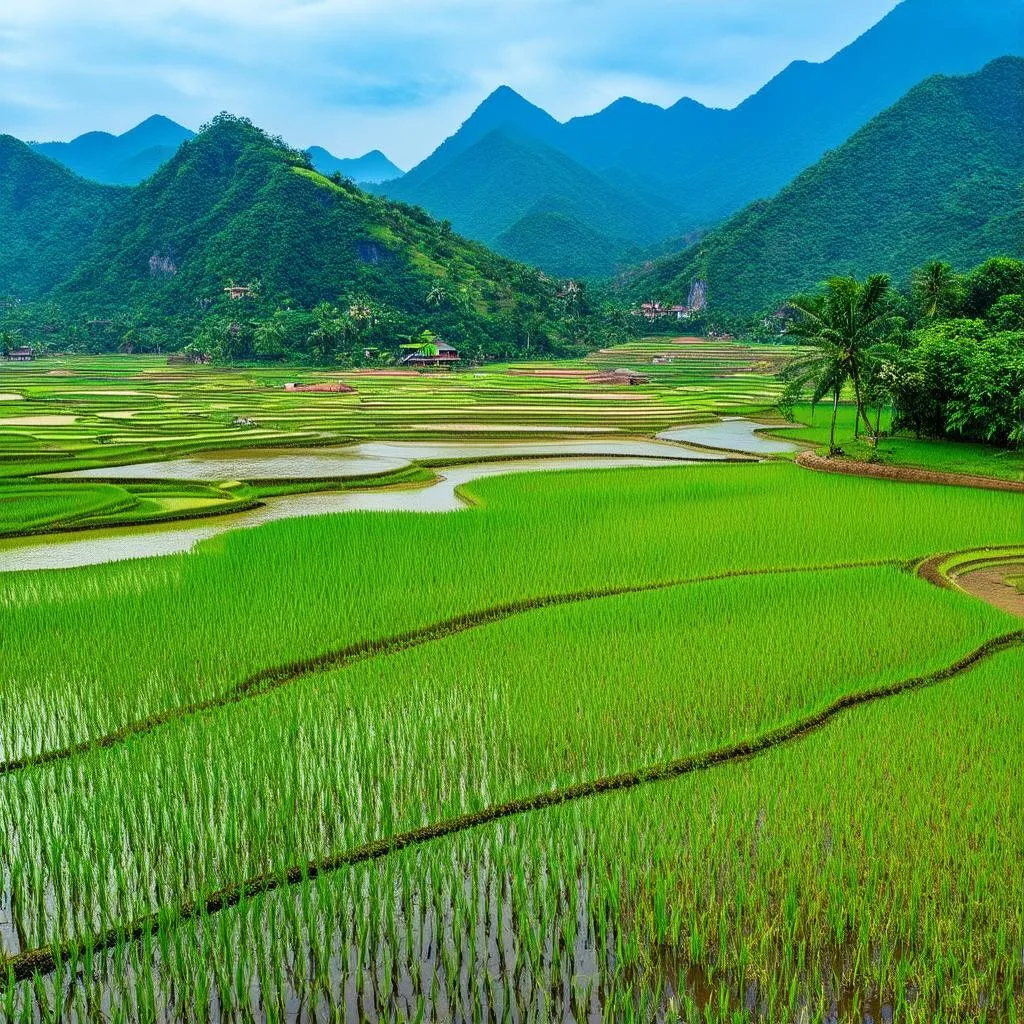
[2,422,783,572]
[657,418,803,454]
[55,437,726,482]
[0,457,689,572]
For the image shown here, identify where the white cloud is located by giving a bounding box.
[0,0,900,164]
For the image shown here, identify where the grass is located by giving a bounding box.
[778,403,1024,482]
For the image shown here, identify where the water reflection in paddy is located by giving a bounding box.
[56,438,726,482]
[1,457,690,573]
[657,418,802,454]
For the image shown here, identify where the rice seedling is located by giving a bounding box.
[0,356,1022,1020]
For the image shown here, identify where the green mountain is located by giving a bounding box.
[42,115,587,355]
[0,136,125,299]
[30,115,195,186]
[495,207,638,280]
[383,0,1023,272]
[383,126,668,278]
[625,58,1024,319]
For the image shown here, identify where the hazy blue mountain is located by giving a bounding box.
[30,115,195,186]
[384,86,563,197]
[624,58,1024,318]
[307,147,404,184]
[383,127,667,278]
[0,137,125,297]
[381,0,1024,270]
[663,0,1024,225]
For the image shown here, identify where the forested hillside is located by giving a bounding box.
[0,137,125,299]
[624,58,1024,320]
[384,128,663,277]
[3,116,619,360]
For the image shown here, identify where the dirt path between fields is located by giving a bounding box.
[795,452,1024,493]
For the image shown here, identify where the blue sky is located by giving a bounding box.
[0,0,899,167]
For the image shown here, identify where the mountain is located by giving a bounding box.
[382,0,1024,272]
[0,137,125,298]
[379,96,675,278]
[662,0,1024,226]
[387,86,563,192]
[624,59,1024,319]
[307,147,404,184]
[47,115,578,353]
[30,115,195,186]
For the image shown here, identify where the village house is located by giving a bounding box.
[400,340,460,368]
[5,347,33,362]
[224,284,253,300]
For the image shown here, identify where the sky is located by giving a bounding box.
[0,0,900,168]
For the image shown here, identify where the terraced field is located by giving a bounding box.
[0,347,1021,1022]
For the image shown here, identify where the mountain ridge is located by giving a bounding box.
[622,57,1024,319]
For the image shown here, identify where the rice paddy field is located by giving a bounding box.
[0,345,1022,1022]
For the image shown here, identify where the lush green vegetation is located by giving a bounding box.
[777,258,1024,458]
[777,404,1024,483]
[628,58,1024,320]
[0,137,125,301]
[1,116,629,363]
[0,455,1022,1019]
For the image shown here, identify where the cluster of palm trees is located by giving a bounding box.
[782,274,898,455]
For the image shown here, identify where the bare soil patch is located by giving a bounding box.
[954,565,1024,618]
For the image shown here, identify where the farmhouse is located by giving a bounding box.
[224,284,253,300]
[5,347,33,362]
[400,340,460,368]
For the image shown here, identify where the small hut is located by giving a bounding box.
[6,347,33,362]
[400,340,460,368]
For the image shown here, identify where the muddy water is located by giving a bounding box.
[658,417,803,455]
[0,457,689,572]
[56,437,726,482]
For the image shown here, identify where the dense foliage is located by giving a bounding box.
[1,116,632,362]
[0,136,125,299]
[625,58,1024,320]
[782,257,1024,447]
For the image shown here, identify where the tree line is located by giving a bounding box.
[780,257,1024,450]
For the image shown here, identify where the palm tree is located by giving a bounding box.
[783,275,895,452]
[780,346,849,455]
[912,260,962,320]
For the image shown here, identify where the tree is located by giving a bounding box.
[783,275,895,451]
[307,303,349,362]
[964,258,1024,318]
[911,260,963,320]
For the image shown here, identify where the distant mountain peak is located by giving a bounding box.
[470,85,560,128]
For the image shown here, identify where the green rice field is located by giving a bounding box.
[0,347,1021,1022]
